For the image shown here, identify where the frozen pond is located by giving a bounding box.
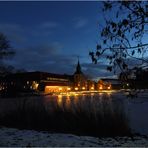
[0,90,148,136]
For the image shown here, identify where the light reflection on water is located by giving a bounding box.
[57,95,62,106]
[0,91,132,136]
[1,91,148,136]
[41,92,131,137]
[43,92,122,117]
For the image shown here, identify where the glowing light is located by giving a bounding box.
[75,87,78,90]
[66,93,70,97]
[107,91,111,96]
[99,85,103,90]
[91,87,94,90]
[57,95,62,106]
[67,87,71,91]
[74,93,78,96]
[65,95,70,108]
[107,86,111,89]
[82,87,85,90]
[35,83,39,89]
[59,87,62,91]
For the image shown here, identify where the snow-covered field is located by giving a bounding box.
[0,127,148,147]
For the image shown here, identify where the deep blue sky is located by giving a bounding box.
[0,1,115,80]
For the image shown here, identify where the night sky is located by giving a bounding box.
[0,1,115,80]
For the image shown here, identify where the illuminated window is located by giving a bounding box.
[34,83,39,89]
[78,84,80,87]
[107,86,111,89]
[75,87,78,90]
[91,87,94,90]
[82,87,85,90]
[67,87,71,91]
[59,87,62,91]
[99,85,103,90]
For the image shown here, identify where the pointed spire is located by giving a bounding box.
[74,56,82,74]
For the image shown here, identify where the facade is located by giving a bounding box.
[98,79,121,90]
[0,60,123,96]
[0,60,89,94]
[73,60,87,91]
[87,80,95,91]
[0,72,73,94]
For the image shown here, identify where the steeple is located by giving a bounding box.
[74,57,82,74]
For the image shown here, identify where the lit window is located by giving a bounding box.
[107,86,111,89]
[91,87,94,90]
[59,87,62,91]
[67,87,71,91]
[82,87,85,90]
[99,85,103,90]
[35,83,39,89]
[75,87,78,90]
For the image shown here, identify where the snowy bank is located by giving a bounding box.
[0,127,148,147]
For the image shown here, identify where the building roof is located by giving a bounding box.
[101,78,121,85]
[1,71,74,82]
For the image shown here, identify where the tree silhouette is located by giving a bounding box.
[0,32,15,75]
[90,1,148,80]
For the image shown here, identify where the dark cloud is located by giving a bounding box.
[0,23,114,79]
[0,1,120,79]
[0,23,77,75]
[40,22,59,29]
[81,62,115,80]
[30,22,60,37]
[73,17,88,29]
[4,42,77,75]
[4,39,117,79]
[0,23,26,44]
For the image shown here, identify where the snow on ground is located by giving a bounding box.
[0,127,148,147]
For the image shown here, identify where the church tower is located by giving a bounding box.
[75,59,82,75]
[74,59,87,91]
